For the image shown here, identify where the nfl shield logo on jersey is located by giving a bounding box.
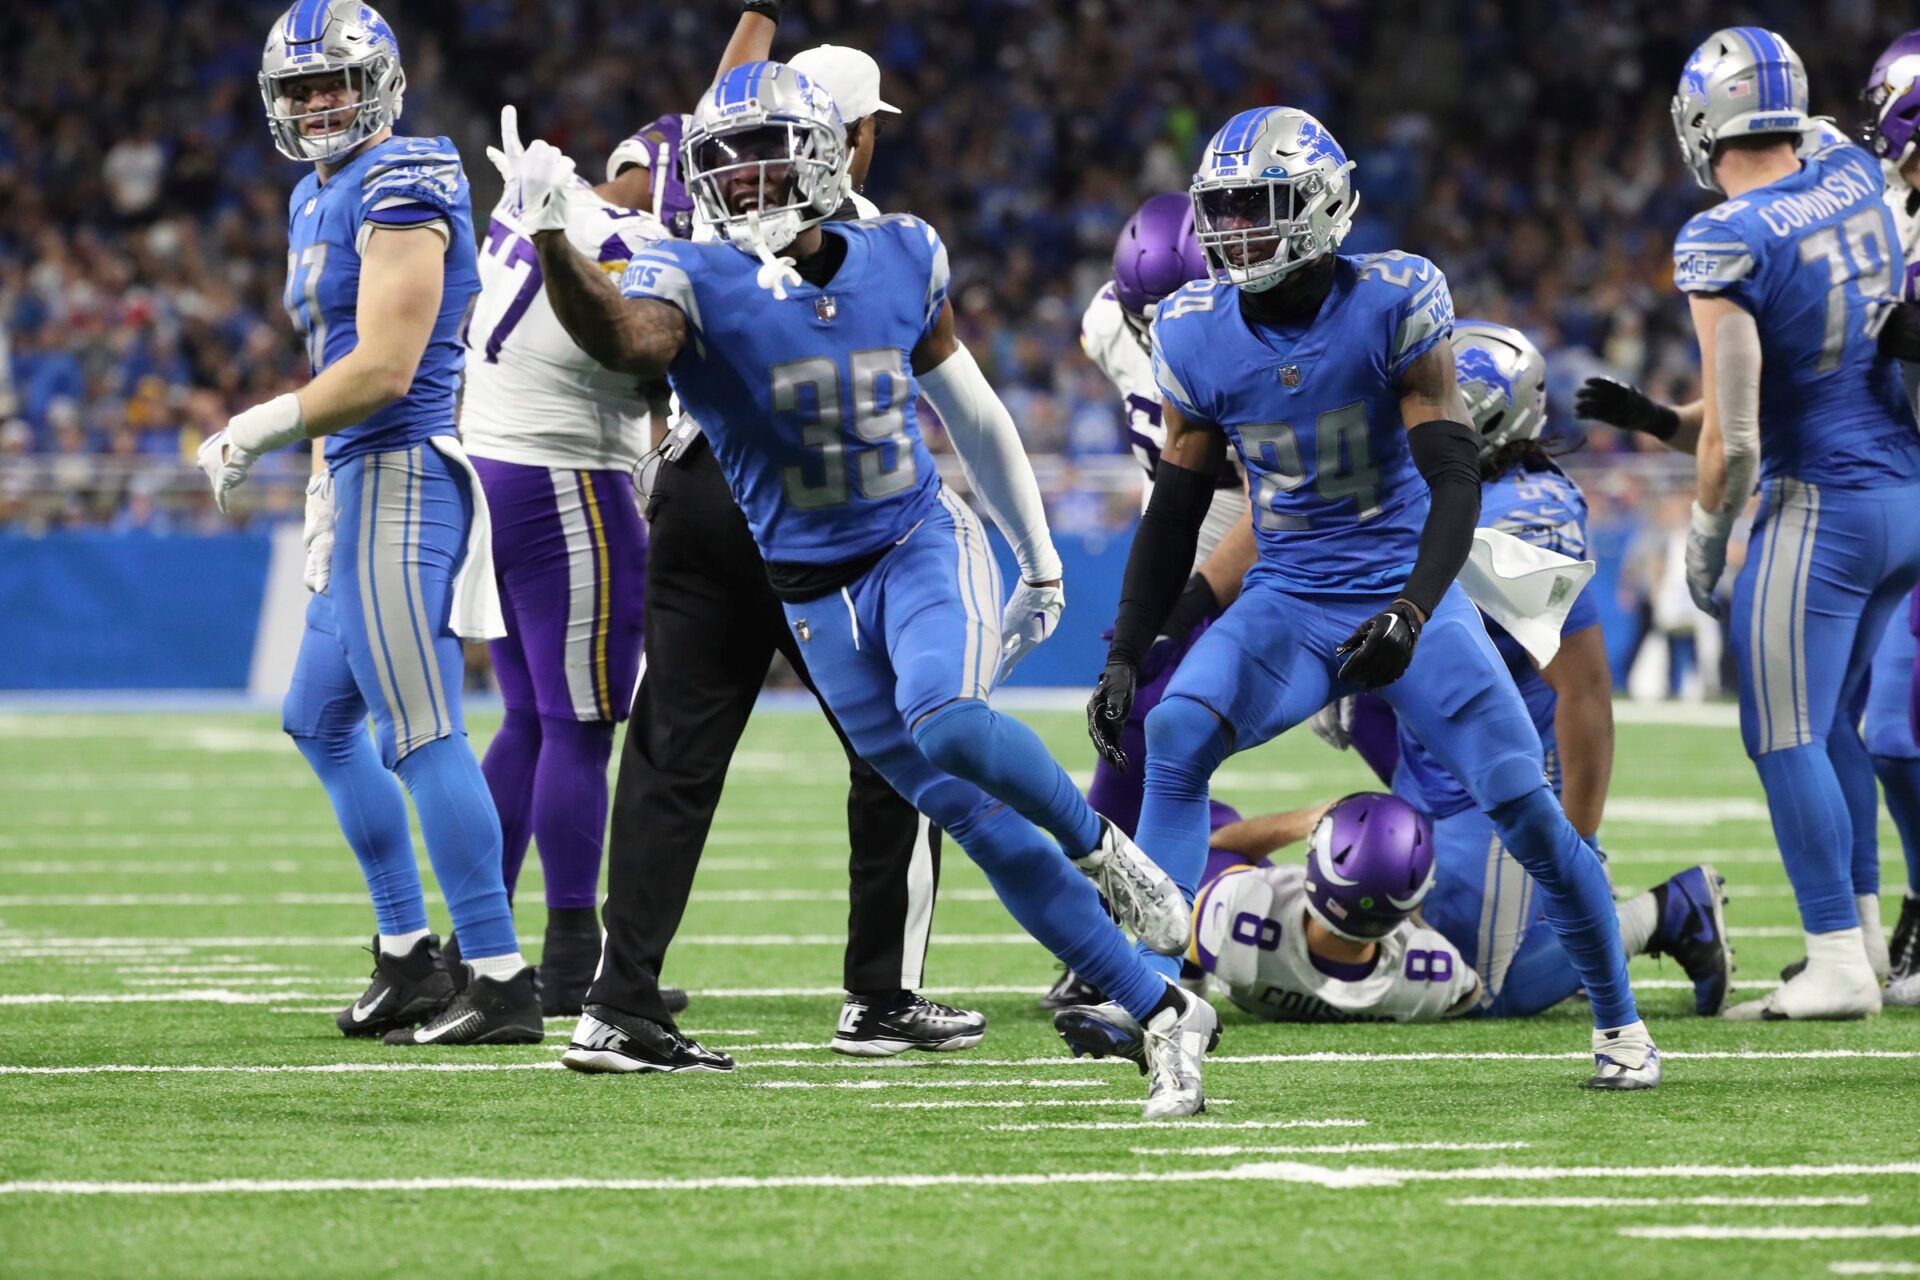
[814,295,838,323]
[795,619,811,643]
[1279,364,1302,387]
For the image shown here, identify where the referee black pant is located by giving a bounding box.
[586,438,941,1028]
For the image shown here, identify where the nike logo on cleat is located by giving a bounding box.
[350,988,390,1023]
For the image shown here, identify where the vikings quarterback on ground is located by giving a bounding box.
[1084,105,1659,1088]
[507,61,1219,1117]
[196,0,539,1045]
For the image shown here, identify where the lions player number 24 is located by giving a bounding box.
[1240,402,1382,525]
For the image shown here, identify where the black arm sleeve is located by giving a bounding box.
[1107,461,1216,668]
[1878,301,1920,363]
[1399,418,1483,618]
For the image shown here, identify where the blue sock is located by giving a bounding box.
[1829,715,1881,899]
[1753,745,1859,932]
[1130,694,1235,982]
[394,736,518,959]
[912,699,1101,856]
[291,728,425,937]
[1486,786,1638,1028]
[928,778,1165,1020]
[1872,753,1920,898]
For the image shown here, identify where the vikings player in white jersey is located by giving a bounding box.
[458,112,670,1015]
[1058,795,1477,1059]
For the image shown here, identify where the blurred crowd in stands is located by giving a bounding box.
[0,0,1909,670]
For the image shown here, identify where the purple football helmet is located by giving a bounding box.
[1111,193,1207,328]
[1302,792,1435,942]
[1864,30,1920,168]
[607,112,696,239]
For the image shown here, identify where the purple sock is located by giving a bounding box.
[532,716,615,909]
[481,707,541,898]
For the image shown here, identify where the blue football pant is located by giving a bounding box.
[1732,480,1920,932]
[1863,593,1920,898]
[1137,578,1636,1028]
[286,442,517,960]
[779,490,1163,1020]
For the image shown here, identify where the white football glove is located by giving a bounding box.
[302,471,335,594]
[487,104,573,234]
[196,431,256,515]
[198,393,305,514]
[1685,500,1731,619]
[997,580,1065,683]
[1308,696,1356,751]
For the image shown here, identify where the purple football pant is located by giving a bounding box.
[473,457,646,909]
[1347,692,1402,787]
[1088,620,1242,839]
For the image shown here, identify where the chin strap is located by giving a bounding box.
[745,210,801,300]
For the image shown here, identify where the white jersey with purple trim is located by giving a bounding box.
[460,181,668,472]
[1191,864,1479,1023]
[1884,153,1920,416]
[1080,283,1248,568]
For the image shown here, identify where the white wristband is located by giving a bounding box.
[227,393,307,455]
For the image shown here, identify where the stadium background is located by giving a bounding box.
[0,0,1911,693]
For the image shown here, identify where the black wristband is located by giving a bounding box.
[1879,301,1920,363]
[1401,419,1483,618]
[742,0,784,19]
[1642,402,1681,441]
[1161,573,1220,639]
[1109,463,1215,668]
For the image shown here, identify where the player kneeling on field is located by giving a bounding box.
[1056,794,1478,1062]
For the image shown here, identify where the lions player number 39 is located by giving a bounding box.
[774,351,919,509]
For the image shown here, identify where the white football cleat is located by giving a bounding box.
[1140,985,1220,1119]
[1724,928,1882,1021]
[1581,1019,1662,1091]
[1072,818,1190,956]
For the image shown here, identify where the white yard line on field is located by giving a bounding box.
[0,861,305,875]
[991,1119,1368,1133]
[0,991,357,1006]
[686,985,1048,998]
[1604,799,1773,825]
[727,1050,1920,1069]
[6,1157,1912,1199]
[748,1079,1107,1091]
[1830,1264,1920,1275]
[1450,1195,1871,1208]
[0,936,367,949]
[1133,1142,1531,1156]
[873,1098,1237,1110]
[1622,1225,1920,1241]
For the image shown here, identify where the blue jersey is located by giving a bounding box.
[1150,252,1455,595]
[1393,457,1598,818]
[1673,136,1920,487]
[621,216,948,564]
[284,135,480,465]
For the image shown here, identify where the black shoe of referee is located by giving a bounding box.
[382,966,544,1045]
[561,1005,734,1074]
[336,935,454,1038]
[1037,966,1106,1010]
[830,992,987,1057]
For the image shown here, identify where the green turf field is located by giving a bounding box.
[1,704,1916,1279]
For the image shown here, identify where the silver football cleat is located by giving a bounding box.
[1581,1021,1662,1091]
[1071,819,1191,956]
[1140,985,1220,1119]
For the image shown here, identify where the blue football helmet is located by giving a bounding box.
[1190,107,1358,292]
[683,61,848,254]
[260,0,405,163]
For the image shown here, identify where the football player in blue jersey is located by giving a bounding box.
[1661,28,1920,1020]
[1085,106,1659,1088]
[196,0,539,1045]
[1303,323,1734,1018]
[511,62,1217,1116]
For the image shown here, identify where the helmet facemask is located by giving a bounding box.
[1192,166,1354,293]
[685,118,845,256]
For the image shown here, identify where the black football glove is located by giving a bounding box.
[742,0,786,18]
[1335,599,1424,691]
[1876,300,1920,362]
[1574,376,1679,441]
[1086,659,1139,771]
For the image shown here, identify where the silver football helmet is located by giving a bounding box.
[1190,107,1358,293]
[1671,27,1810,192]
[1452,321,1548,460]
[259,0,405,163]
[683,61,848,255]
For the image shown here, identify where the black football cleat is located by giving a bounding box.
[561,1005,734,1074]
[830,994,987,1057]
[662,986,690,1015]
[1648,864,1733,1015]
[336,935,454,1038]
[382,966,544,1045]
[1037,966,1106,1011]
[538,907,603,1018]
[443,931,466,995]
[1889,895,1920,983]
